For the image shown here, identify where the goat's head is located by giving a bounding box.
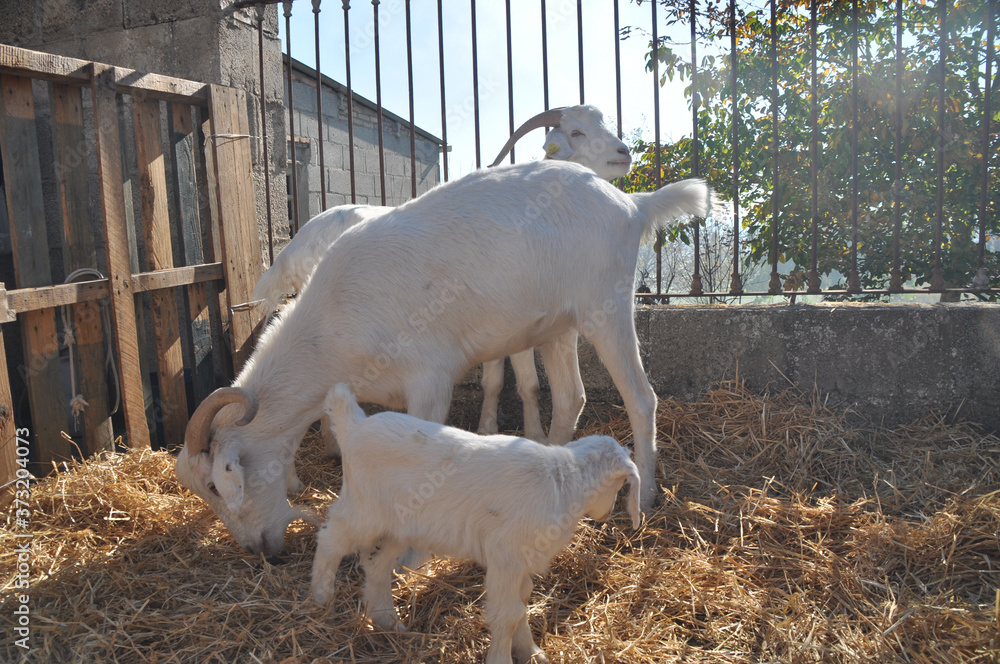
[490,105,632,180]
[174,387,303,556]
[570,435,642,529]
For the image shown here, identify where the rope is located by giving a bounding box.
[61,268,121,433]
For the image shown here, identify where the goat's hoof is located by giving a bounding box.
[370,612,406,633]
[516,651,549,664]
[310,584,332,605]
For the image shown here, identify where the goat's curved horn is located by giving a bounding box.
[184,387,259,456]
[489,107,567,168]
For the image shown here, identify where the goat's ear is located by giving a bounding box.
[626,471,641,529]
[542,129,574,160]
[213,451,245,512]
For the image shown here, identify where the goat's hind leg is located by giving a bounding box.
[584,314,658,512]
[538,330,585,446]
[509,349,545,443]
[361,540,408,632]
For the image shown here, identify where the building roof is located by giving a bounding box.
[283,55,442,146]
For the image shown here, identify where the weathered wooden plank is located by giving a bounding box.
[133,263,224,292]
[3,264,224,317]
[0,73,72,467]
[0,44,209,105]
[52,82,113,454]
[197,106,232,385]
[0,299,20,507]
[6,280,108,314]
[170,102,214,403]
[90,64,150,449]
[207,85,264,373]
[133,96,188,448]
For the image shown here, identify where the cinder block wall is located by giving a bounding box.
[448,304,1000,434]
[285,64,442,216]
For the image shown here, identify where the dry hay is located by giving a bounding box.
[2,378,998,663]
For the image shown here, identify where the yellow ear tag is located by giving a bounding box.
[545,143,561,158]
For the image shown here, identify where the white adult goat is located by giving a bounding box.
[175,160,709,556]
[311,383,640,664]
[251,105,632,443]
[251,204,391,315]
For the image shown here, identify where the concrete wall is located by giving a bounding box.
[284,59,441,220]
[448,303,1000,434]
[0,0,290,258]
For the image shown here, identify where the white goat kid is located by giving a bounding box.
[174,160,710,555]
[311,384,640,664]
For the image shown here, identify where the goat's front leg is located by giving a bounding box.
[478,358,505,435]
[284,435,306,493]
[310,511,354,604]
[509,349,545,443]
[538,330,585,445]
[361,540,408,632]
[484,567,542,664]
[406,377,454,424]
[319,412,341,458]
[511,573,548,664]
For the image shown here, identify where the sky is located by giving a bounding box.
[278,0,696,179]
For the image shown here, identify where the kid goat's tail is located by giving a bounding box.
[631,178,713,241]
[323,383,367,443]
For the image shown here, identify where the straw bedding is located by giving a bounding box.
[2,379,998,663]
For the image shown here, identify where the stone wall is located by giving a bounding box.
[448,303,1000,434]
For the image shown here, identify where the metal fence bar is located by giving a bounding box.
[437,0,449,182]
[577,0,585,103]
[767,0,781,295]
[689,0,703,296]
[541,0,550,112]
[282,0,299,235]
[313,0,327,210]
[807,0,820,294]
[506,0,515,164]
[848,0,861,294]
[343,0,357,203]
[471,0,482,169]
[257,12,274,264]
[729,0,742,295]
[890,0,904,292]
[973,0,995,291]
[405,0,417,198]
[372,0,387,206]
[931,0,948,292]
[614,0,623,141]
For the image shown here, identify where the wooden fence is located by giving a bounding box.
[0,45,266,494]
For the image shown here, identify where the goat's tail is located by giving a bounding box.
[324,383,367,443]
[631,178,713,241]
[250,264,287,316]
